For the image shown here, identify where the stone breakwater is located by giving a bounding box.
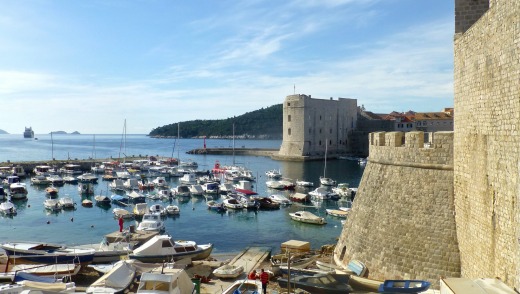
[334,131,459,289]
[187,148,278,157]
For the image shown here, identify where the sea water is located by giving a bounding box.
[0,134,364,254]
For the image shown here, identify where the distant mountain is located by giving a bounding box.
[0,129,8,134]
[50,131,81,135]
[149,104,283,139]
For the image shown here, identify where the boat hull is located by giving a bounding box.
[128,244,213,263]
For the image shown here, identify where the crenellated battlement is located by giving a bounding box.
[368,131,453,169]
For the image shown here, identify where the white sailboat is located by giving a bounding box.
[320,139,336,186]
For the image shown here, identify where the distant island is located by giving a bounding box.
[50,131,81,135]
[149,104,282,139]
[0,129,8,134]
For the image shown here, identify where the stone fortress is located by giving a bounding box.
[275,94,357,160]
[334,0,519,290]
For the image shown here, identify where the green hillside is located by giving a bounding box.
[149,104,283,139]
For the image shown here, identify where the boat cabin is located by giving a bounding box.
[60,164,82,175]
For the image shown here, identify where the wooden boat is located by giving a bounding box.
[221,279,262,294]
[0,241,95,264]
[129,235,213,263]
[0,276,77,293]
[212,264,244,279]
[94,194,111,206]
[325,209,349,218]
[86,260,136,294]
[315,260,342,271]
[289,211,327,225]
[277,273,352,294]
[255,197,280,210]
[378,279,431,293]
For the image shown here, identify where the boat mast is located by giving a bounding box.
[232,123,235,166]
[177,123,180,162]
[51,132,54,160]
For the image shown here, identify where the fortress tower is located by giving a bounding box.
[335,0,520,290]
[276,94,357,160]
[335,131,460,288]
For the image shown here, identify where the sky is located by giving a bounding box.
[0,0,455,135]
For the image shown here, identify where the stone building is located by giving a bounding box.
[334,0,520,290]
[275,94,357,160]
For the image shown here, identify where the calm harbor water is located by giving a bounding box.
[0,134,364,255]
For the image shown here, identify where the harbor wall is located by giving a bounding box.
[454,0,520,288]
[334,131,459,288]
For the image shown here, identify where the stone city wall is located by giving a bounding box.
[454,0,520,289]
[334,131,459,288]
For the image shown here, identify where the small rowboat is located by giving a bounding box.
[213,264,244,279]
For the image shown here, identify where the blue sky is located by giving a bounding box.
[0,0,454,134]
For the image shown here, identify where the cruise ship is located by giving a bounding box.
[23,127,34,138]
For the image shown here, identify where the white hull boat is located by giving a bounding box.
[213,264,244,279]
[289,211,327,225]
[86,260,136,294]
[129,235,213,263]
[222,279,262,294]
[0,202,17,215]
[136,213,165,232]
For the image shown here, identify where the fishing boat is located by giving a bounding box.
[81,199,93,207]
[128,235,213,263]
[94,194,111,206]
[86,260,136,294]
[222,279,262,294]
[378,279,431,293]
[289,211,327,225]
[0,263,81,282]
[0,241,95,264]
[223,198,244,210]
[212,264,244,279]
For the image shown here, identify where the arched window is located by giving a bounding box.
[288,128,291,136]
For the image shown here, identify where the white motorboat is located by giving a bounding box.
[86,260,136,294]
[219,183,235,194]
[265,169,282,179]
[319,176,337,186]
[62,176,78,184]
[165,205,180,215]
[0,202,17,215]
[33,165,53,176]
[9,183,28,200]
[0,241,95,264]
[309,187,331,200]
[213,264,244,279]
[296,179,314,187]
[266,180,285,190]
[189,184,204,196]
[43,199,61,211]
[47,174,65,186]
[109,179,125,192]
[157,188,174,199]
[94,194,111,206]
[223,198,243,209]
[58,196,75,209]
[269,194,292,205]
[77,173,98,183]
[0,279,77,293]
[202,182,219,194]
[30,175,51,185]
[222,279,262,294]
[289,211,327,225]
[149,204,167,215]
[123,178,139,190]
[127,190,146,203]
[152,176,168,188]
[136,213,165,232]
[113,208,133,219]
[332,183,352,198]
[237,194,257,209]
[179,173,197,185]
[173,185,191,197]
[45,186,59,198]
[133,203,148,217]
[129,235,213,262]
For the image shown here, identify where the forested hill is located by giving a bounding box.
[149,104,283,139]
